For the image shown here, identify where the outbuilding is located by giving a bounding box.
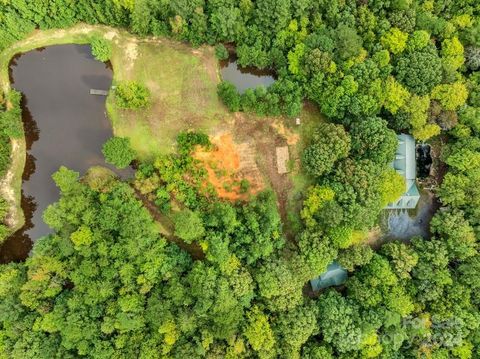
[310,262,348,292]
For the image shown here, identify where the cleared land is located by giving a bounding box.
[0,23,324,238]
[106,32,232,159]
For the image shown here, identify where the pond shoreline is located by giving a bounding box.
[0,24,106,243]
[0,23,232,257]
[1,44,118,262]
[0,24,146,244]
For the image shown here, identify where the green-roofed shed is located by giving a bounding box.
[385,133,420,209]
[310,262,348,291]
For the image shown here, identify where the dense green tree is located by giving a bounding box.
[217,81,241,111]
[298,229,337,276]
[214,43,229,60]
[322,158,384,229]
[255,257,304,312]
[273,303,319,357]
[431,82,468,110]
[378,168,405,206]
[347,254,414,316]
[337,244,374,272]
[173,209,205,243]
[349,117,397,165]
[381,27,408,54]
[395,46,443,95]
[384,76,410,114]
[244,306,276,357]
[430,209,477,260]
[407,30,431,51]
[2,168,192,357]
[51,166,80,193]
[302,123,351,178]
[102,136,136,168]
[441,36,465,73]
[334,24,363,60]
[316,291,363,354]
[300,185,335,228]
[411,237,452,306]
[230,191,283,264]
[380,242,418,280]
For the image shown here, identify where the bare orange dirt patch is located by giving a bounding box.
[193,133,264,200]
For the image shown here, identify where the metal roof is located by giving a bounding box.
[386,134,420,209]
[310,262,348,291]
[394,134,416,187]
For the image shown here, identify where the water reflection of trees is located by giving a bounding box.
[0,96,39,263]
[23,153,36,181]
[21,96,40,151]
[0,193,36,263]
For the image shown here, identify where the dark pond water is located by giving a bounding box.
[417,144,433,179]
[220,56,275,93]
[0,45,131,263]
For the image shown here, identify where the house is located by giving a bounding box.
[310,262,348,291]
[385,134,420,210]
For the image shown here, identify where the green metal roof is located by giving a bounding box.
[393,133,416,186]
[386,134,420,209]
[310,262,348,291]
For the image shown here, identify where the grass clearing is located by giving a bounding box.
[107,37,232,160]
[284,104,325,235]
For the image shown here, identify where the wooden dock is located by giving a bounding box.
[90,89,108,96]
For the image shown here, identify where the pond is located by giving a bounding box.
[0,44,131,263]
[220,56,276,93]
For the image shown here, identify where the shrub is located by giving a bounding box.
[0,133,11,178]
[91,36,112,62]
[177,131,211,154]
[217,81,241,111]
[102,137,136,169]
[115,81,150,109]
[0,197,8,220]
[239,179,250,193]
[155,187,171,213]
[0,90,23,138]
[215,44,229,60]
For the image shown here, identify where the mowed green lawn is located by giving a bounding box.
[107,38,231,160]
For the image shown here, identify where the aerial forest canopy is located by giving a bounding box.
[0,0,480,358]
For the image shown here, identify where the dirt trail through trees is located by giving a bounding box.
[133,188,205,260]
